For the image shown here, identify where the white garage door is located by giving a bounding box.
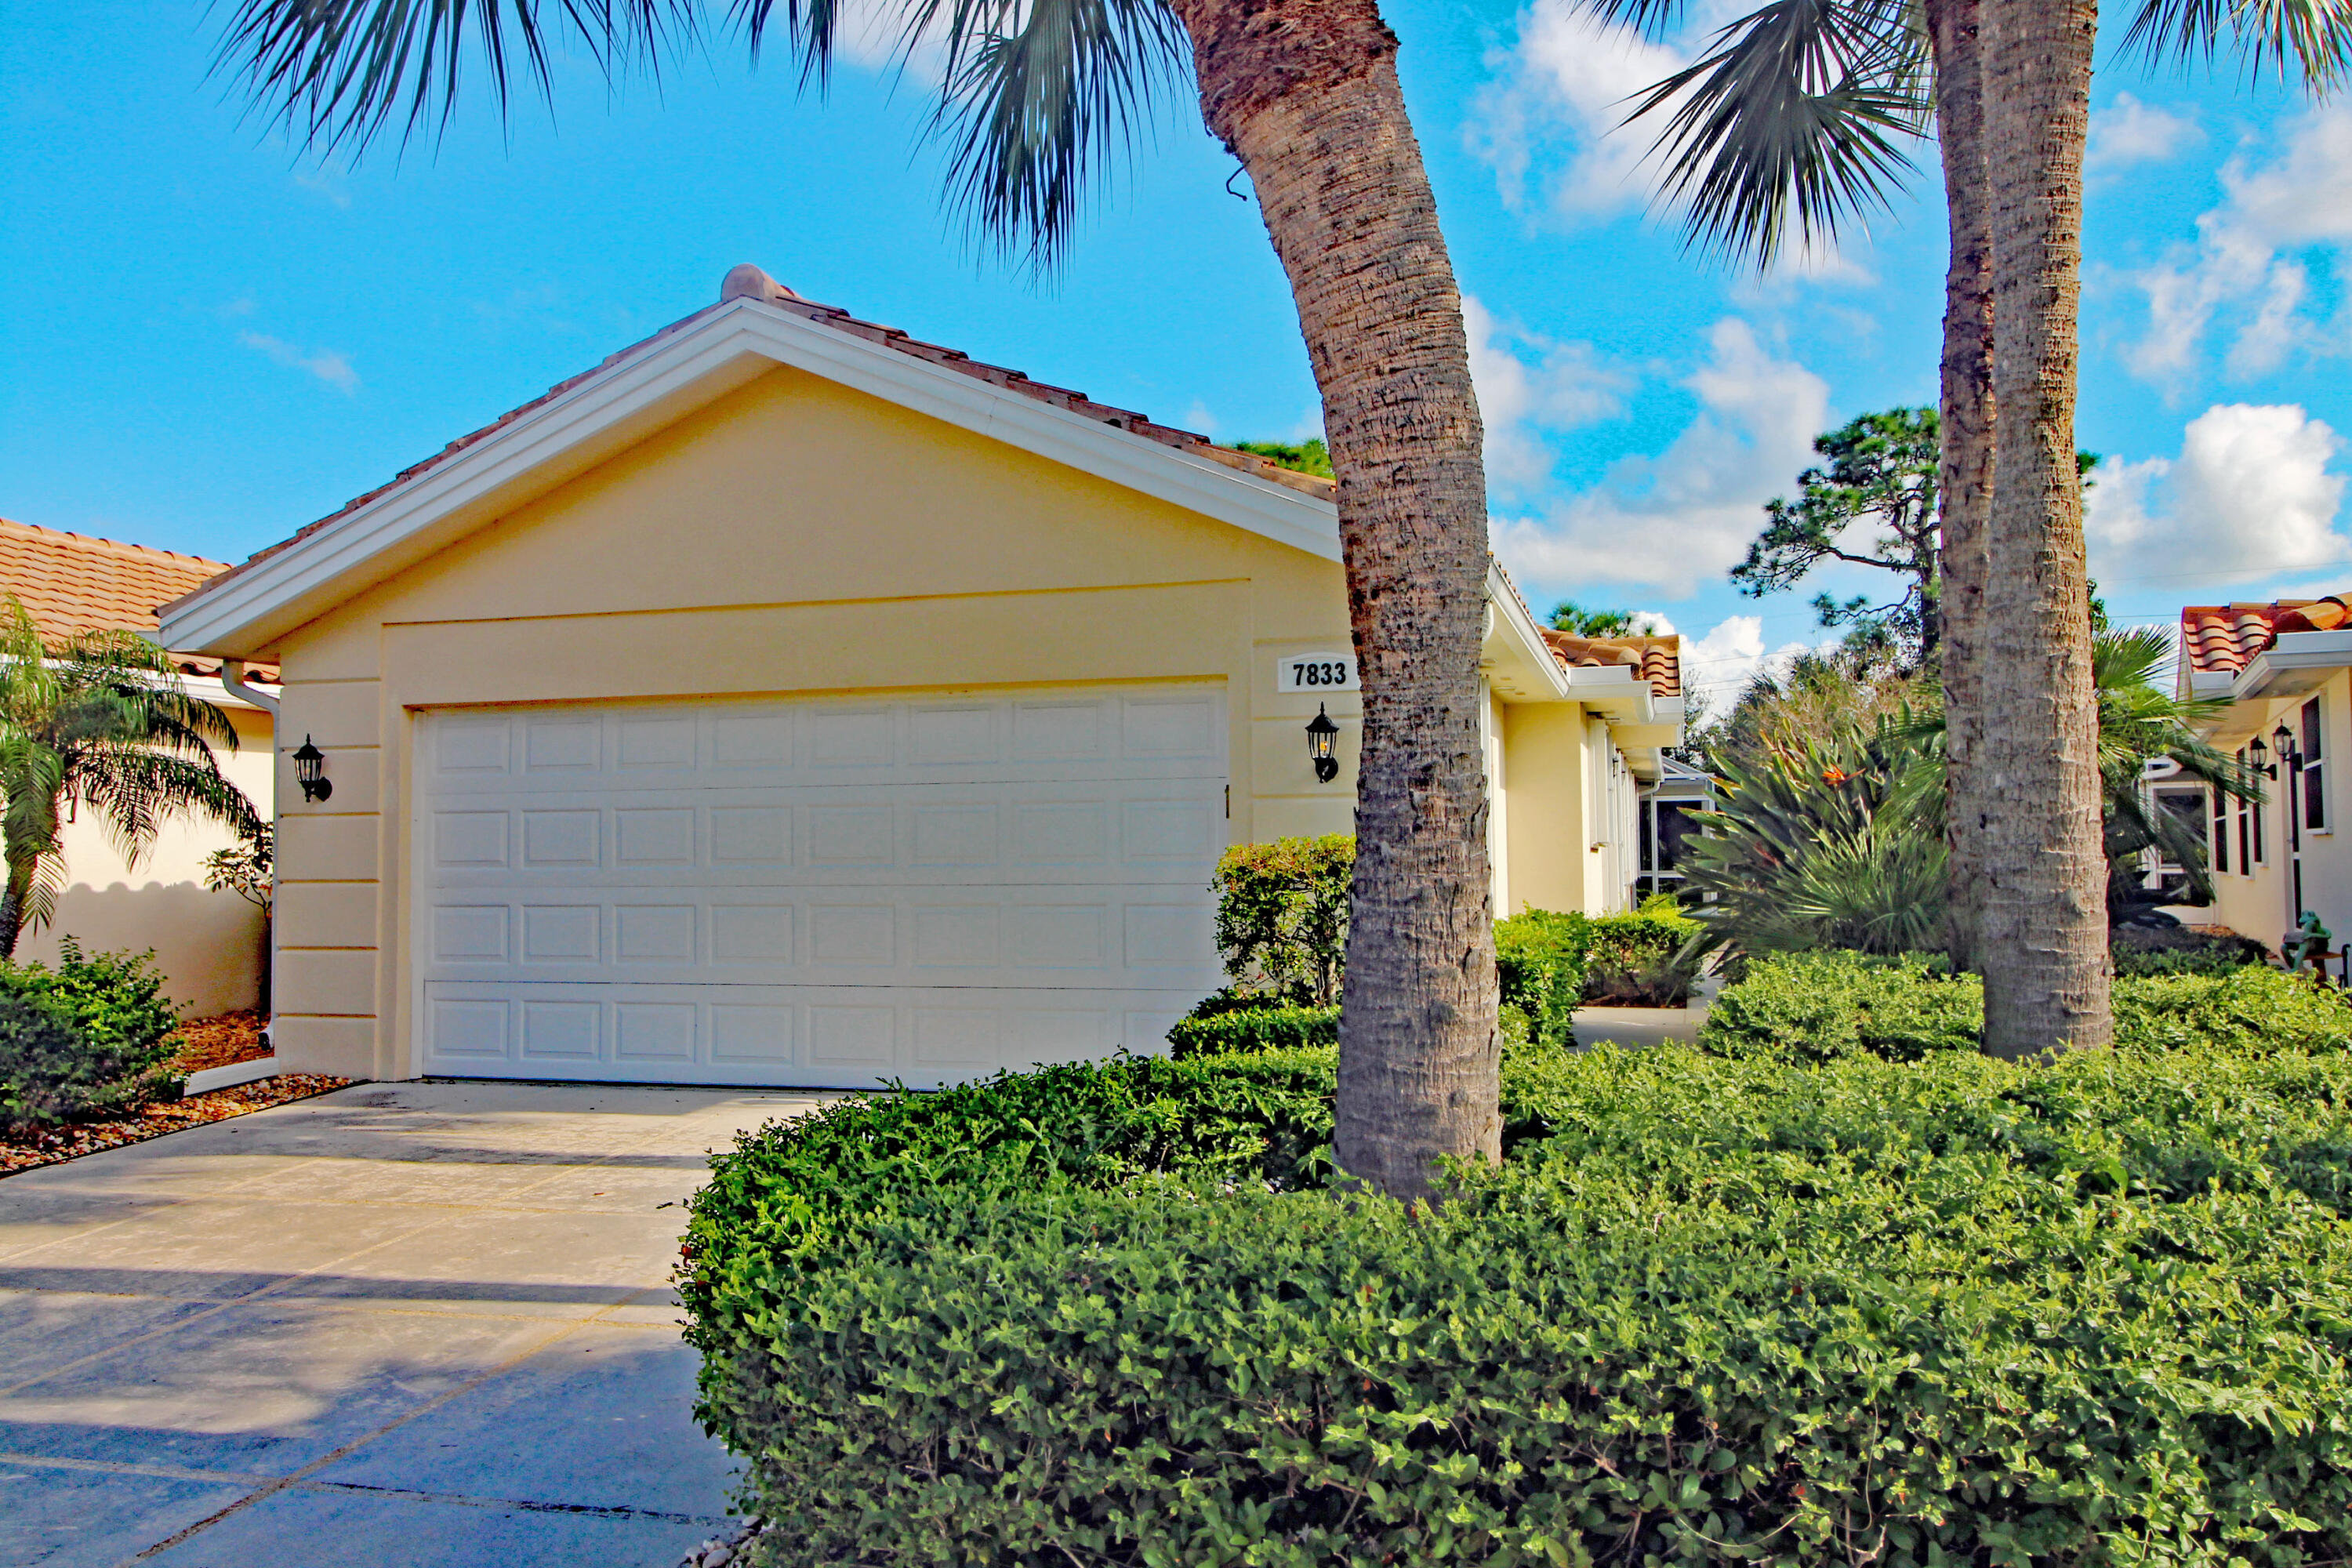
[412,687,1228,1087]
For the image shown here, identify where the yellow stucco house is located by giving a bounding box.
[0,517,277,1015]
[159,267,1682,1088]
[2174,595,2350,956]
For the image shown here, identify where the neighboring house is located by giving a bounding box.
[158,266,1682,1089]
[1635,754,1717,904]
[0,517,278,1014]
[2176,595,2352,953]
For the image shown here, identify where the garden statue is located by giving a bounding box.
[2285,910,2336,977]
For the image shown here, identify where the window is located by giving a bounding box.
[2239,746,2261,868]
[2212,782,2230,874]
[2303,695,2328,833]
[2152,785,2209,873]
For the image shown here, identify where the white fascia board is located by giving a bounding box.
[1481,561,1570,701]
[162,298,1342,655]
[1563,663,1658,725]
[2234,629,2352,700]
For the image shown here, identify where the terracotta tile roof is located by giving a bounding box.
[1541,627,1681,699]
[0,517,278,688]
[173,267,1341,615]
[2180,593,2352,676]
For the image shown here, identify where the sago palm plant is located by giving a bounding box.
[214,0,1497,1197]
[0,597,262,957]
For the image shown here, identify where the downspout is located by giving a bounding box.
[220,659,279,716]
[220,661,280,1043]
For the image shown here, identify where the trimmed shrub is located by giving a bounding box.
[1167,1004,1338,1058]
[0,941,183,1132]
[1581,904,1702,1005]
[1701,947,2352,1063]
[1212,836,1352,1005]
[1494,909,1588,1047]
[685,1025,2352,1566]
[1697,949,1982,1062]
[2112,923,2272,977]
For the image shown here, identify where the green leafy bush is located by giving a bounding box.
[2111,923,2271,977]
[1166,1004,1338,1058]
[1701,947,2352,1063]
[1211,835,1352,1005]
[686,1020,2352,1566]
[0,940,183,1131]
[1494,909,1588,1046]
[1580,904,1702,1004]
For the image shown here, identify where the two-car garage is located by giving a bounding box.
[412,687,1229,1088]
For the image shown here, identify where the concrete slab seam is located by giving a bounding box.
[111,1283,683,1566]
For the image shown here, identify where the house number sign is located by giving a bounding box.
[1276,652,1359,692]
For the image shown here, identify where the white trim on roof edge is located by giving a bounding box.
[159,296,1344,655]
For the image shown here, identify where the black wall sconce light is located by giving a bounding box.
[292,735,333,803]
[1305,704,1340,783]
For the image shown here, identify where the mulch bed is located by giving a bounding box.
[0,1074,352,1179]
[170,1010,272,1075]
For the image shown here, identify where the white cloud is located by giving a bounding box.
[2087,93,2201,175]
[2086,403,2347,587]
[1465,0,1868,278]
[239,332,360,394]
[1630,611,1814,720]
[1493,318,1830,596]
[1463,295,1630,495]
[1465,0,1687,219]
[2127,107,2352,387]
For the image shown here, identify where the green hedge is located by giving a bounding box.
[0,941,183,1133]
[1700,949,2352,1063]
[1581,906,1703,1005]
[684,969,2352,1566]
[1494,909,1588,1047]
[1166,1004,1338,1058]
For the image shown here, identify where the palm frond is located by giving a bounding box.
[2120,0,2352,85]
[1621,0,1932,268]
[212,0,701,158]
[70,750,262,873]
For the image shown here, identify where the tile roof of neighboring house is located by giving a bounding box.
[2181,594,2352,676]
[0,517,275,686]
[184,267,1341,608]
[1541,627,1682,699]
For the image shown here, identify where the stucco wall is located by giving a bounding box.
[15,702,274,1017]
[2205,667,2352,954]
[260,365,1390,1080]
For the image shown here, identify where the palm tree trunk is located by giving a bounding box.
[1927,0,1994,974]
[1975,0,2111,1056]
[0,863,30,959]
[1167,0,1499,1200]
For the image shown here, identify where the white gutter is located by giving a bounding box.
[220,659,280,717]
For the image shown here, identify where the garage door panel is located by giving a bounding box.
[416,688,1224,1087]
[419,980,1202,1086]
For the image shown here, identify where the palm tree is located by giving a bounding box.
[0,597,263,958]
[1577,0,2349,1055]
[214,0,1498,1199]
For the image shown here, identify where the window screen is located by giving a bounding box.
[2303,696,2327,832]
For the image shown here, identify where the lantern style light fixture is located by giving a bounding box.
[2250,730,2273,776]
[1305,704,1340,783]
[2274,720,2299,769]
[292,735,333,803]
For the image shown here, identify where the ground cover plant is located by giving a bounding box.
[0,941,183,1133]
[684,957,2352,1566]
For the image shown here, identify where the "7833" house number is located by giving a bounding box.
[1276,652,1359,692]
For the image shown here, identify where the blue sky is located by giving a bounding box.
[7,2,2351,710]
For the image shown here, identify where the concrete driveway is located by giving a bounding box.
[0,1080,828,1568]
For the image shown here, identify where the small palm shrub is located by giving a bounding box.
[0,940,183,1131]
[1681,718,1947,960]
